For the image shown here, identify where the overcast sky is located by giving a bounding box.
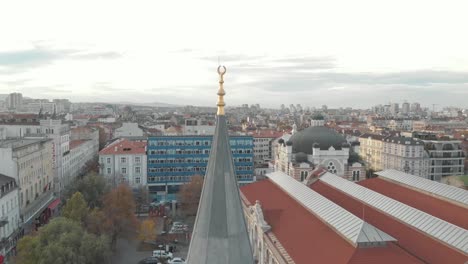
[1,0,468,109]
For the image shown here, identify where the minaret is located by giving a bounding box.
[186,66,254,264]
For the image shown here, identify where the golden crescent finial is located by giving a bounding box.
[217,65,227,76]
[217,65,226,115]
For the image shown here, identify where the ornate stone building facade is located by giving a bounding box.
[273,121,365,182]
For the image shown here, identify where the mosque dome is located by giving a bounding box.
[290,126,347,154]
[295,152,308,162]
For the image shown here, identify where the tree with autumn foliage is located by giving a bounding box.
[138,219,157,243]
[85,208,107,236]
[102,184,139,250]
[134,185,149,216]
[178,175,204,216]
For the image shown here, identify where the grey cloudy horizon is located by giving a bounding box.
[1,0,468,109]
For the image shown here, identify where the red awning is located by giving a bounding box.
[48,198,61,210]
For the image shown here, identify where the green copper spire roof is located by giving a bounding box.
[186,66,254,264]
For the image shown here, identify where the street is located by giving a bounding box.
[111,216,190,264]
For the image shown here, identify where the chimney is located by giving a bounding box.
[114,146,118,152]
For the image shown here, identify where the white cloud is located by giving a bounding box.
[0,0,467,107]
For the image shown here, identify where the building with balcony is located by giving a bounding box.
[0,116,71,193]
[381,137,430,179]
[422,139,465,180]
[0,174,21,262]
[147,135,254,201]
[359,133,386,171]
[99,138,147,189]
[0,138,56,233]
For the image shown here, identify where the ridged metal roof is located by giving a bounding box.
[267,171,395,245]
[375,169,468,206]
[320,172,468,254]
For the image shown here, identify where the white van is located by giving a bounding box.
[152,250,173,259]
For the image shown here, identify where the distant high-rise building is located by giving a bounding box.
[289,104,296,113]
[390,103,399,115]
[322,105,328,111]
[402,102,410,114]
[6,93,23,110]
[296,104,302,112]
[411,102,421,113]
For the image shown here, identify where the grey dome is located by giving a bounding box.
[290,126,347,154]
[295,152,308,162]
[286,140,293,146]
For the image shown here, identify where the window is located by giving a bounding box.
[352,171,360,181]
[135,166,141,174]
[107,168,111,174]
[135,177,141,184]
[121,167,127,174]
[327,161,337,174]
[135,156,141,163]
[107,157,111,164]
[300,171,308,181]
[121,157,127,163]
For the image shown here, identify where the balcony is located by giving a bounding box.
[21,191,55,226]
[0,216,8,227]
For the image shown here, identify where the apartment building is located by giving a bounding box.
[0,174,21,262]
[359,133,386,171]
[99,139,147,189]
[422,139,464,180]
[382,137,430,179]
[0,138,56,233]
[0,116,71,193]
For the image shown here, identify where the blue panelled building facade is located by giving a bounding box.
[147,135,254,201]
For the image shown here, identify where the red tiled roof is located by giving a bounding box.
[99,139,146,155]
[250,130,284,138]
[311,180,468,264]
[359,177,468,229]
[69,140,88,150]
[241,180,423,264]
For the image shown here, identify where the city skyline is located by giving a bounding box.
[1,0,468,108]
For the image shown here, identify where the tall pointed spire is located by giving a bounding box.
[186,66,254,264]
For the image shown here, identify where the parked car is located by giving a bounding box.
[152,250,173,260]
[169,258,186,264]
[138,257,162,264]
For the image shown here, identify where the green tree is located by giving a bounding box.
[62,172,109,208]
[62,192,88,223]
[102,184,138,250]
[17,217,111,264]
